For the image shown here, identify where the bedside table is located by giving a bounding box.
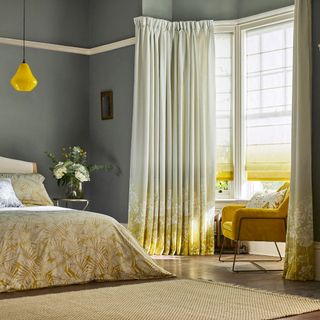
[53,198,90,211]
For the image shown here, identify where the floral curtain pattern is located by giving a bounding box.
[283,0,314,280]
[128,17,216,255]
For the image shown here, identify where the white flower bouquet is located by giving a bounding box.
[46,146,113,198]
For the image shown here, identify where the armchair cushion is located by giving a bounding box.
[262,189,287,209]
[221,205,246,225]
[221,221,233,240]
[246,192,266,208]
[246,189,287,209]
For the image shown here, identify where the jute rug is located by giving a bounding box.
[1,279,320,320]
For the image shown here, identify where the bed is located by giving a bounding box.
[0,157,171,292]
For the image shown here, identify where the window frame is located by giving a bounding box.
[214,7,294,200]
[214,27,235,199]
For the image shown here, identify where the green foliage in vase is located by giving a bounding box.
[46,146,113,186]
[216,180,229,193]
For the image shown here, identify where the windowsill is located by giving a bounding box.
[216,198,248,203]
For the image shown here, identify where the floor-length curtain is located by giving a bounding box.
[283,0,314,280]
[128,17,216,255]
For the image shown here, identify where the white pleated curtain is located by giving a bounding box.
[128,17,216,255]
[284,0,314,280]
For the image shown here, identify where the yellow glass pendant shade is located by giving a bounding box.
[11,0,39,92]
[10,62,38,92]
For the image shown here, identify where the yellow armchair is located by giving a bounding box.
[219,183,289,271]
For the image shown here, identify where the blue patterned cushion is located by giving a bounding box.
[0,178,23,208]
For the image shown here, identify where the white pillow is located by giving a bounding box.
[0,173,53,206]
[263,189,287,209]
[246,189,287,209]
[0,178,23,208]
[246,192,266,209]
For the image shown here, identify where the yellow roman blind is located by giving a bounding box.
[216,149,234,181]
[244,21,293,181]
[246,145,291,181]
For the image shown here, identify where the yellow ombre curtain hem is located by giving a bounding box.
[129,189,216,256]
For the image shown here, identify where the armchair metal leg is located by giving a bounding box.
[274,242,283,262]
[219,215,286,272]
[219,239,284,272]
[232,240,239,272]
[218,236,226,262]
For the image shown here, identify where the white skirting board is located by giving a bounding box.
[246,241,286,257]
[247,241,320,281]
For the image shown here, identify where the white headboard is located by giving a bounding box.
[0,156,37,174]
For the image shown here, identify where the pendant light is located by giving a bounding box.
[11,0,38,92]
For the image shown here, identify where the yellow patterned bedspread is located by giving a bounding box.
[0,207,172,292]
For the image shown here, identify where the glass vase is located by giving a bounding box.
[65,180,84,199]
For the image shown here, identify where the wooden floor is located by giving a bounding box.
[1,254,320,319]
[154,254,320,320]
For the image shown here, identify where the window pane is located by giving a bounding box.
[215,36,232,58]
[216,58,232,76]
[216,77,231,93]
[244,21,293,197]
[215,33,234,197]
[216,93,231,108]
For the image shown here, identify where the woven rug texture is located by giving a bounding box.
[1,279,320,320]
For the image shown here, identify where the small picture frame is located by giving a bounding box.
[101,90,113,120]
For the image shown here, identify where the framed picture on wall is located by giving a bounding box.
[101,90,113,120]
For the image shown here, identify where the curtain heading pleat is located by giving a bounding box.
[134,16,214,33]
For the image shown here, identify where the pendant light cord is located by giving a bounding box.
[23,0,25,63]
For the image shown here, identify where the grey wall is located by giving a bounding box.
[88,47,134,220]
[0,0,89,196]
[89,0,142,46]
[173,0,238,20]
[0,46,89,197]
[0,0,89,47]
[143,0,172,20]
[238,0,294,18]
[173,0,294,20]
[312,0,320,241]
[87,0,141,221]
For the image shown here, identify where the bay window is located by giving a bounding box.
[215,10,294,199]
